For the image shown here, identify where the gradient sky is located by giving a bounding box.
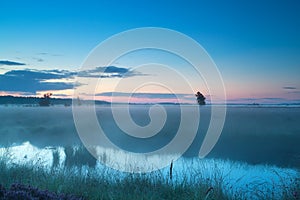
[1,0,300,104]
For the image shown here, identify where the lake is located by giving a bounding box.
[0,105,299,199]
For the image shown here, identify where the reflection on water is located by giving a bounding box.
[0,141,298,200]
[63,146,97,168]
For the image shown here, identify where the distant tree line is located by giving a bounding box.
[0,95,110,106]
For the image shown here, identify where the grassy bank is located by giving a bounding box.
[0,148,299,200]
[0,153,229,200]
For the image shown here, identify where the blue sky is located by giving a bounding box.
[1,0,300,103]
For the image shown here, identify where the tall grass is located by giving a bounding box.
[0,148,230,200]
[0,147,299,200]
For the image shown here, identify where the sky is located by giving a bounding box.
[0,0,300,104]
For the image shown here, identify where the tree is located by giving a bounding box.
[195,91,206,105]
[39,93,52,106]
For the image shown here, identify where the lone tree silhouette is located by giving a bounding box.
[39,93,52,106]
[195,91,206,105]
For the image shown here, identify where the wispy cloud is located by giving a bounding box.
[36,52,63,57]
[32,57,44,62]
[229,97,286,101]
[51,93,70,97]
[96,92,194,100]
[93,92,197,104]
[0,60,26,66]
[227,97,300,104]
[283,86,297,90]
[77,66,144,78]
[37,52,48,55]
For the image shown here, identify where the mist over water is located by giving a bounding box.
[0,105,299,168]
[208,107,300,168]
